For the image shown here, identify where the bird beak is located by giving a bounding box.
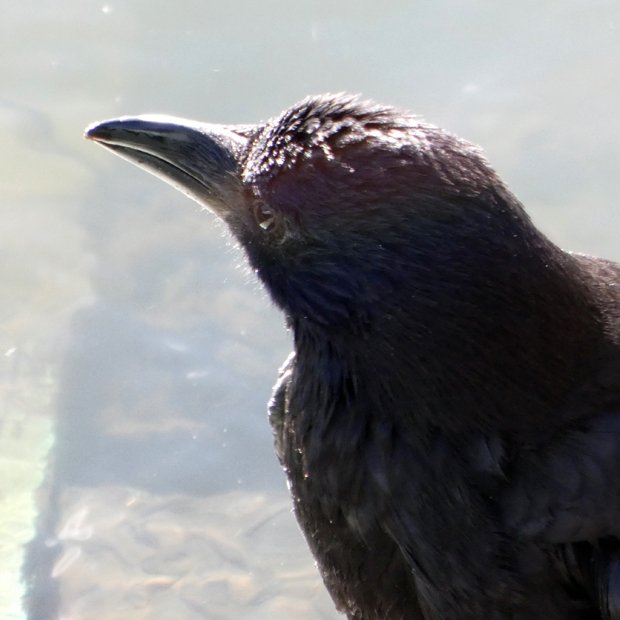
[84,115,249,220]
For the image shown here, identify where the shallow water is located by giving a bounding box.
[2,1,619,619]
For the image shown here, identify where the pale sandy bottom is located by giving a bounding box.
[46,486,338,620]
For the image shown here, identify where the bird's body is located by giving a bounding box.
[269,252,620,620]
[86,95,620,619]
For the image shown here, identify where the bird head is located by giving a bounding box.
[86,94,603,428]
[85,94,536,330]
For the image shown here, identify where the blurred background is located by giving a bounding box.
[1,1,619,619]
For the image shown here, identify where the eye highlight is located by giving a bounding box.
[253,202,276,231]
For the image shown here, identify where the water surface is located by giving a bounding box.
[2,2,619,618]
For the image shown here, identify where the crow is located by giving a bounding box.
[86,94,620,619]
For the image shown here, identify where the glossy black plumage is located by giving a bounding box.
[86,95,620,619]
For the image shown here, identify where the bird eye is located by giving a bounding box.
[253,202,276,231]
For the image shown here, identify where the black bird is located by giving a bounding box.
[86,95,620,620]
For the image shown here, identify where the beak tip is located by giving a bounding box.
[84,120,109,142]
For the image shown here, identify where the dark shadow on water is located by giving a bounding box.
[22,176,291,619]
